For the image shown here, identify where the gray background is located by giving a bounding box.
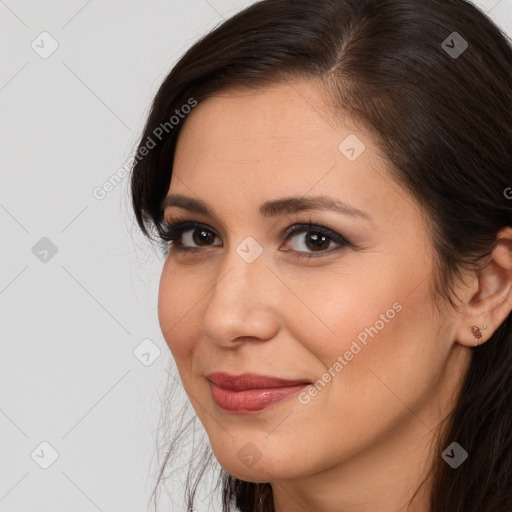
[1,1,511,511]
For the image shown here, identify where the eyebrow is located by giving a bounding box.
[161,194,371,221]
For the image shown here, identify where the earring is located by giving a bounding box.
[471,324,487,346]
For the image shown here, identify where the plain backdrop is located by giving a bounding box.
[1,1,511,511]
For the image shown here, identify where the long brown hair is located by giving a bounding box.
[130,0,512,510]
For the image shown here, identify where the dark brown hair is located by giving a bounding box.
[130,0,512,510]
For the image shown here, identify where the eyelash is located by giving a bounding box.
[158,219,352,259]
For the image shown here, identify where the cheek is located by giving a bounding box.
[285,270,403,367]
[157,264,199,362]
[290,268,441,420]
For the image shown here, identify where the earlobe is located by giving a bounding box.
[455,227,512,348]
[457,321,490,348]
[471,324,487,347]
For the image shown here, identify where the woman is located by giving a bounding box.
[130,0,512,510]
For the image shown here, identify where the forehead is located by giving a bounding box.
[174,83,378,186]
[177,81,348,157]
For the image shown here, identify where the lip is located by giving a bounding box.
[206,372,311,390]
[206,372,311,414]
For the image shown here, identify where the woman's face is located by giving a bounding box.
[157,80,470,487]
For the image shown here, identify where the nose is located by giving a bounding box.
[199,244,280,347]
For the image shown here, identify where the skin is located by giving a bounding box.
[157,79,512,512]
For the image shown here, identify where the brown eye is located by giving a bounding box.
[190,227,217,246]
[287,230,333,252]
[282,224,351,258]
[159,221,221,255]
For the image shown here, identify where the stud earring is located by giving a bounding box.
[471,324,487,346]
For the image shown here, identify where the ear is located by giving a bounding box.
[455,227,512,347]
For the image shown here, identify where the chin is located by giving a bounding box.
[212,447,299,483]
[221,464,281,484]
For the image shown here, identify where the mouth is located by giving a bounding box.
[206,372,311,414]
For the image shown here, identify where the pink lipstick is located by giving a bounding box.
[206,372,310,414]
